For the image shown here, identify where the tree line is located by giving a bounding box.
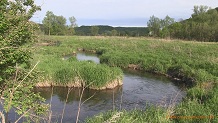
[148,5,218,42]
[40,11,149,37]
[75,25,149,36]
[41,11,77,35]
[41,5,218,42]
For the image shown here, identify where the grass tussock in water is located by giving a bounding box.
[34,54,123,89]
[34,36,218,123]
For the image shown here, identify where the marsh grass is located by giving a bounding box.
[84,106,173,123]
[34,36,218,123]
[33,53,123,88]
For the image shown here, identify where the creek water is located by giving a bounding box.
[4,53,186,122]
[37,53,185,122]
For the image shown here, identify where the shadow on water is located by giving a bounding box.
[34,53,186,122]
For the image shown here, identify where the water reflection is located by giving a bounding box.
[76,52,100,63]
[34,86,123,122]
[35,86,122,104]
[34,69,185,122]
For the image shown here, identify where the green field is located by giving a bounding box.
[34,36,218,122]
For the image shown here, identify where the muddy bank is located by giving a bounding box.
[121,63,194,88]
[35,78,123,90]
[77,48,97,53]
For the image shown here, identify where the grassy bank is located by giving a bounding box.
[35,36,218,122]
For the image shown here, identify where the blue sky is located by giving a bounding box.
[32,0,218,27]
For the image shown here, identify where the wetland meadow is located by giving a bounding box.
[31,36,218,123]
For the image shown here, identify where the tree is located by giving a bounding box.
[168,22,183,39]
[152,6,218,42]
[42,11,67,35]
[69,16,78,28]
[42,11,54,35]
[53,15,67,35]
[0,0,47,122]
[91,26,99,36]
[178,6,217,41]
[161,15,175,28]
[68,16,77,35]
[111,29,118,36]
[160,15,175,38]
[192,5,210,17]
[147,15,161,37]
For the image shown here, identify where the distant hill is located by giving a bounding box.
[75,25,149,36]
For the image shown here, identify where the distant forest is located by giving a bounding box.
[39,5,218,42]
[75,26,149,36]
[147,6,218,42]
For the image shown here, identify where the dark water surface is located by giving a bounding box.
[4,53,186,122]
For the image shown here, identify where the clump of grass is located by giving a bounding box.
[34,53,123,88]
[53,67,77,85]
[78,63,122,87]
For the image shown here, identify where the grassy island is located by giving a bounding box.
[33,38,123,90]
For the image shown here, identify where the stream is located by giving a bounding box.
[5,53,186,122]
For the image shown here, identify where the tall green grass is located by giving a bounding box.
[33,53,122,88]
[85,106,170,123]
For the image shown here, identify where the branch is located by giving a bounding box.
[14,108,32,123]
[0,111,5,123]
[81,92,96,106]
[0,46,18,50]
[61,88,73,123]
[14,61,40,91]
[13,106,47,123]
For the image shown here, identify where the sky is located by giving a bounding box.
[31,0,218,27]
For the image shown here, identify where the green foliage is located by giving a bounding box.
[48,25,149,37]
[169,6,218,42]
[42,11,74,35]
[3,70,47,115]
[192,5,211,18]
[0,0,38,83]
[41,11,78,36]
[0,0,47,122]
[0,0,39,84]
[111,29,118,36]
[90,26,99,36]
[148,15,175,38]
[148,6,218,42]
[147,15,161,36]
[69,16,78,28]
